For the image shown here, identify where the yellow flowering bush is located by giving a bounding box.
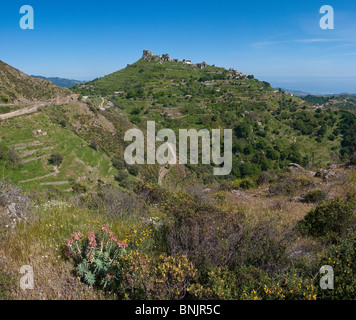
[190,267,238,300]
[153,254,197,300]
[256,275,317,300]
[318,230,356,299]
[120,251,151,299]
[124,225,151,249]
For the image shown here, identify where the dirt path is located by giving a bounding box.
[19,172,57,183]
[0,101,79,121]
[40,181,71,186]
[158,166,171,186]
[22,146,54,157]
[20,154,51,164]
[0,105,41,120]
[19,166,59,183]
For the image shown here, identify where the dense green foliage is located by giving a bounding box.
[298,197,356,240]
[72,57,356,182]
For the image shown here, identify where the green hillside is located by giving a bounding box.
[0,106,117,191]
[73,51,356,183]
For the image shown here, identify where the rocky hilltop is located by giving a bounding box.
[142,50,245,77]
[142,50,209,69]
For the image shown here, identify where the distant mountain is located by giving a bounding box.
[0,60,72,104]
[302,94,356,111]
[31,75,83,88]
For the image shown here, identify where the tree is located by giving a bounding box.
[128,165,139,176]
[235,122,251,139]
[6,148,20,166]
[49,153,63,167]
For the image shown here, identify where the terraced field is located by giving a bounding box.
[0,108,117,191]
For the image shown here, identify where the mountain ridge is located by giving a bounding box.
[0,60,74,104]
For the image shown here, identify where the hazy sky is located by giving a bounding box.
[1,0,356,94]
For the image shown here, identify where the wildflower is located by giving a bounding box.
[101,225,113,235]
[88,232,97,249]
[72,232,83,241]
[65,237,74,247]
[109,235,118,243]
[117,240,128,249]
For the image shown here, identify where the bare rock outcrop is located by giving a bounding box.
[0,181,31,229]
[286,163,315,177]
[142,50,154,59]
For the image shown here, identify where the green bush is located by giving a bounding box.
[298,197,355,239]
[304,190,326,204]
[49,153,63,167]
[6,148,20,166]
[128,164,139,176]
[318,229,356,299]
[239,177,256,190]
[72,183,87,194]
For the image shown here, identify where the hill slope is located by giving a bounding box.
[0,60,72,104]
[73,50,356,183]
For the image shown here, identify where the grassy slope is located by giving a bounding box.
[0,108,117,191]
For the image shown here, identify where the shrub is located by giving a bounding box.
[128,165,139,176]
[0,93,10,103]
[190,265,271,300]
[163,195,244,270]
[72,183,87,194]
[318,229,356,299]
[190,267,239,300]
[120,251,151,299]
[6,148,20,166]
[303,190,326,204]
[297,197,355,240]
[65,225,128,290]
[249,273,318,300]
[268,173,314,196]
[152,254,197,300]
[49,153,63,167]
[119,252,197,300]
[82,186,147,219]
[112,156,126,170]
[239,177,256,190]
[135,183,169,205]
[0,146,6,160]
[115,170,131,188]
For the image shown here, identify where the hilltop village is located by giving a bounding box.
[142,50,246,79]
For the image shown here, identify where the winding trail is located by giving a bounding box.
[0,105,41,120]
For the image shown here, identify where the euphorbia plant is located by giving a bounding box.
[65,225,128,290]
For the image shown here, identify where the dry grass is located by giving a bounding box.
[0,199,144,300]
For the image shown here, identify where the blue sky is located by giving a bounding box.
[1,0,356,94]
